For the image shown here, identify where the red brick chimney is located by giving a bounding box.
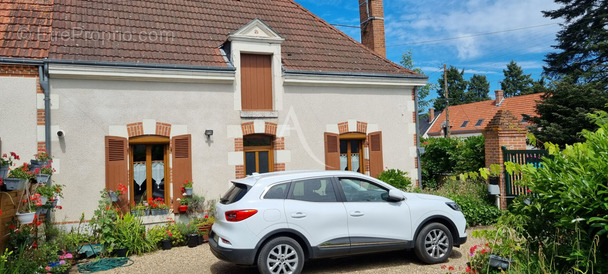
[429,108,435,123]
[495,90,504,106]
[359,0,386,57]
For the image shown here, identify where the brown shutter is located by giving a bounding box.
[324,132,340,170]
[171,134,192,211]
[241,54,272,111]
[368,131,384,178]
[105,136,129,212]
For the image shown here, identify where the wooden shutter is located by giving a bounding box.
[241,54,272,111]
[368,131,383,178]
[171,134,192,211]
[324,132,340,170]
[105,136,128,212]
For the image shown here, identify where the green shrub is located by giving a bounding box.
[505,116,608,272]
[420,135,485,189]
[422,177,501,227]
[113,213,155,255]
[377,169,412,190]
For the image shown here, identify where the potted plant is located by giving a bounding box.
[480,164,502,195]
[107,184,127,202]
[182,180,193,196]
[0,152,19,179]
[179,222,199,248]
[33,164,55,184]
[178,198,189,213]
[130,202,148,216]
[149,197,169,215]
[161,230,173,250]
[17,193,43,224]
[3,163,33,191]
[30,150,52,170]
[197,215,215,242]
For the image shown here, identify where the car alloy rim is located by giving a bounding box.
[266,244,299,274]
[424,228,449,259]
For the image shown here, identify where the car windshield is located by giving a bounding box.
[220,183,249,204]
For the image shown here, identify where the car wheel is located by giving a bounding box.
[414,223,453,264]
[257,236,304,274]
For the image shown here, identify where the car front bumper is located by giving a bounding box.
[208,231,257,266]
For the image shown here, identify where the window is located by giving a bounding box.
[264,183,289,199]
[324,131,383,177]
[244,135,274,175]
[475,119,484,127]
[241,54,272,111]
[339,178,388,202]
[340,138,364,172]
[460,121,469,127]
[220,183,249,205]
[129,136,170,203]
[289,178,337,202]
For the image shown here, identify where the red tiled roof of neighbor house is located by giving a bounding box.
[0,0,54,59]
[427,93,543,136]
[1,0,421,77]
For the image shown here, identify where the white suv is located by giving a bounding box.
[209,170,467,274]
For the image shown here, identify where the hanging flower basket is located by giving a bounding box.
[108,191,119,202]
[36,174,51,184]
[184,188,193,196]
[2,178,26,191]
[16,212,36,224]
[0,165,8,179]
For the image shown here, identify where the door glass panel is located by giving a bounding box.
[245,152,256,175]
[151,145,165,199]
[340,140,348,170]
[132,145,147,203]
[258,151,269,173]
[351,154,360,172]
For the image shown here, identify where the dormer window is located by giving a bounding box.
[460,121,469,127]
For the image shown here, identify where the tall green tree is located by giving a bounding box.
[526,79,608,147]
[543,0,608,83]
[501,61,534,97]
[433,66,468,112]
[466,74,491,103]
[400,50,437,114]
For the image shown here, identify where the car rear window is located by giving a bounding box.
[220,183,249,205]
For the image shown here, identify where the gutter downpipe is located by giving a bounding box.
[413,86,422,188]
[38,61,52,237]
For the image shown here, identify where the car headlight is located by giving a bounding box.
[446,202,461,211]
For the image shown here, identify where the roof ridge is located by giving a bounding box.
[286,0,420,76]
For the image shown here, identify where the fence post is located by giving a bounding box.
[482,110,527,210]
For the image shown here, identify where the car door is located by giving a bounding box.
[337,177,412,251]
[283,177,349,257]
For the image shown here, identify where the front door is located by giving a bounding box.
[130,138,169,203]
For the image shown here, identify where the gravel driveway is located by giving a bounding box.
[72,227,485,274]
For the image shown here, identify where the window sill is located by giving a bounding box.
[240,111,279,118]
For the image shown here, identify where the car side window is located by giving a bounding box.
[264,182,289,199]
[289,178,337,202]
[339,178,388,202]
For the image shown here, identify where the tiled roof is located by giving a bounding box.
[0,0,53,59]
[427,93,543,136]
[1,0,420,76]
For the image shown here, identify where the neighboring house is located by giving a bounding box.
[0,0,427,224]
[424,90,543,138]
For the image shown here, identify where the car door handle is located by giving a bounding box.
[350,211,364,217]
[291,212,306,218]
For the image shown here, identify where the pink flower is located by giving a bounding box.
[45,266,52,271]
[59,260,66,265]
[65,253,73,259]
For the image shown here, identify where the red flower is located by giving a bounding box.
[441,265,447,269]
[56,206,63,210]
[527,189,532,194]
[481,249,487,255]
[204,215,209,219]
[106,206,110,210]
[465,266,471,273]
[448,266,455,271]
[0,209,2,216]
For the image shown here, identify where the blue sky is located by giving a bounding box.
[296,0,563,109]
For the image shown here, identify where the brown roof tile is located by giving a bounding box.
[427,93,543,136]
[0,0,53,59]
[1,0,419,76]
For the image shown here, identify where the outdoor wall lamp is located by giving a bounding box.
[204,129,214,139]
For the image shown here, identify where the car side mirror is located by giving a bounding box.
[387,189,406,202]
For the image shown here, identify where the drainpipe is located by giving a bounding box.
[39,62,51,155]
[413,87,422,188]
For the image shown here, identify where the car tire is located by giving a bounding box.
[414,223,453,264]
[257,236,304,274]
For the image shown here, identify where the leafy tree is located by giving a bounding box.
[501,61,534,97]
[400,51,437,113]
[433,66,468,112]
[543,0,608,83]
[526,79,608,147]
[466,74,491,103]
